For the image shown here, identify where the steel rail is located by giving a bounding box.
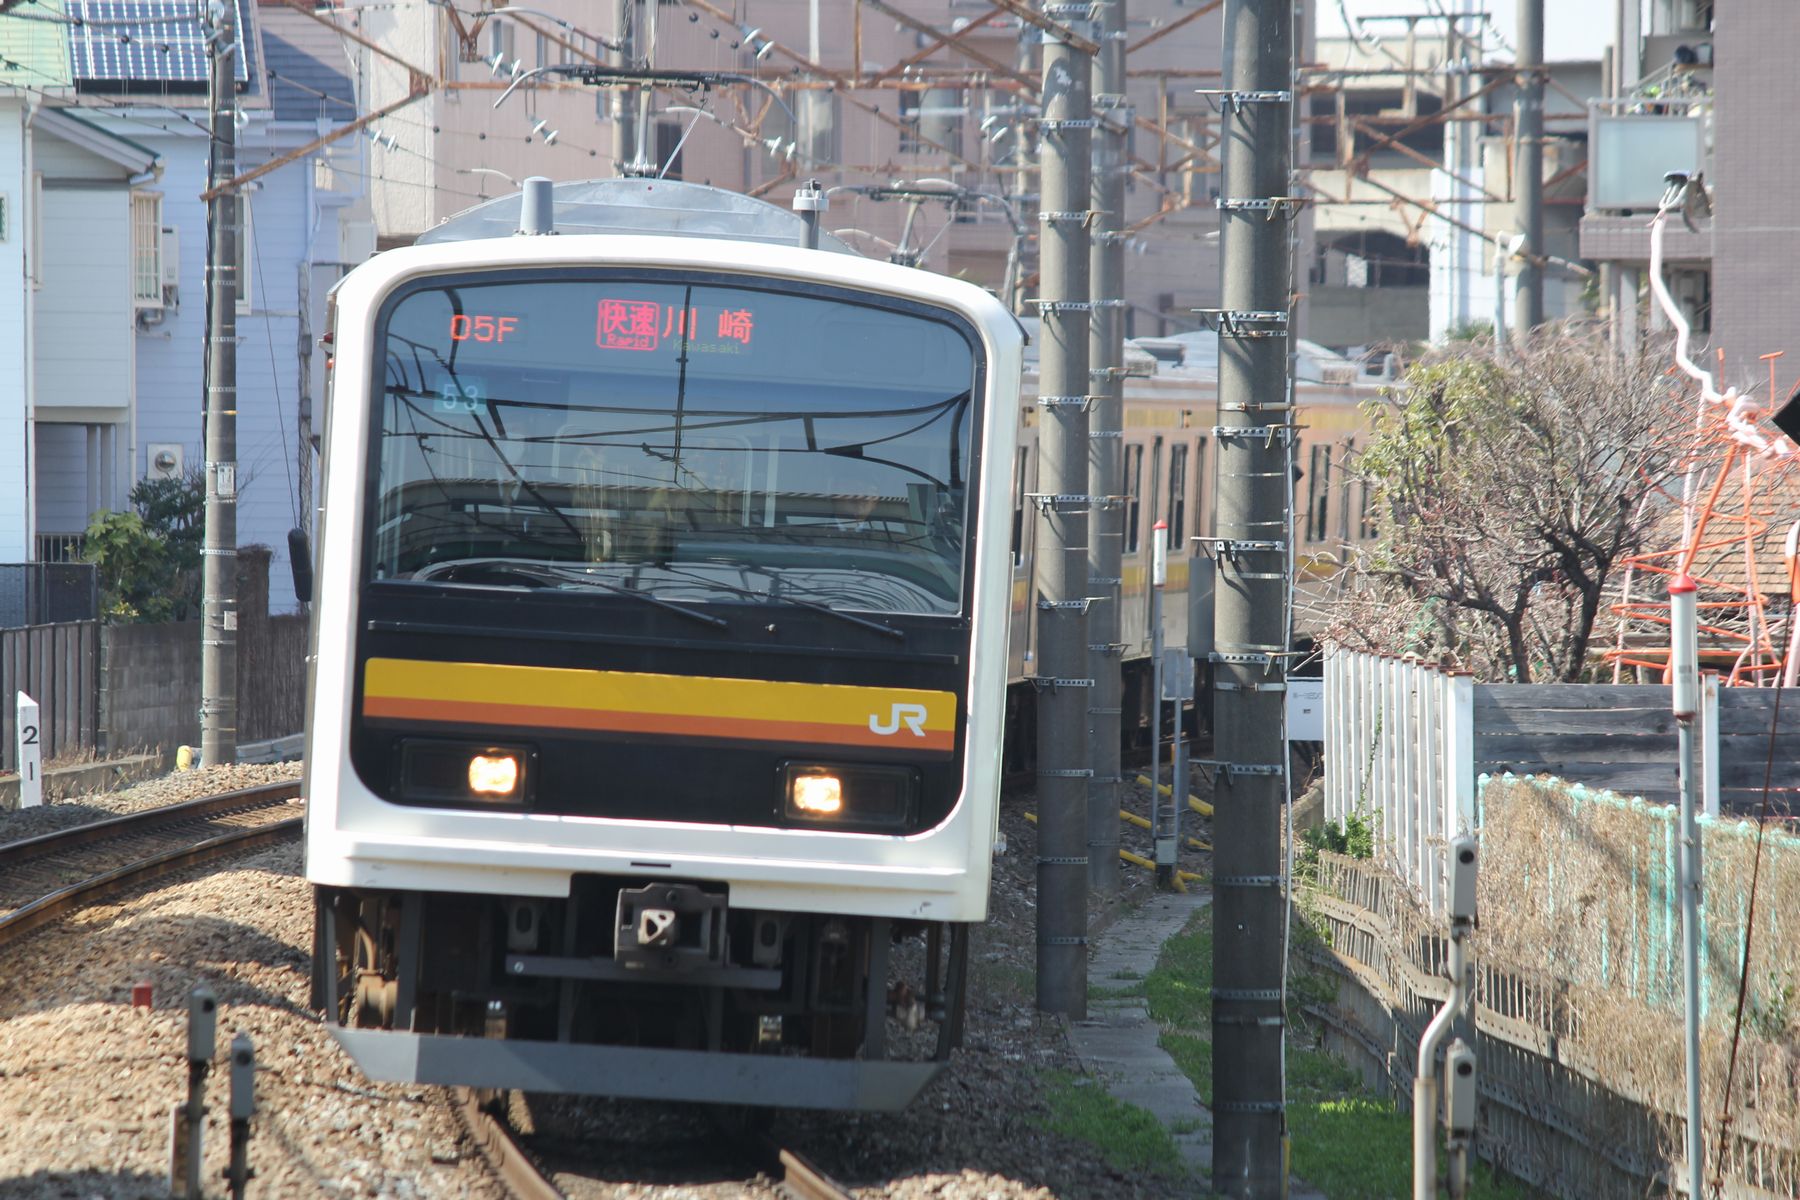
[0,781,304,950]
[0,780,301,869]
[452,1090,565,1200]
[776,1146,854,1200]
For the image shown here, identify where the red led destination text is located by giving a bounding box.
[596,298,756,352]
[449,313,520,343]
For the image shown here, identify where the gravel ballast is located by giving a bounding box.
[0,763,1217,1198]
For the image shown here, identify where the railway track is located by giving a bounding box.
[0,781,304,950]
[454,1089,856,1200]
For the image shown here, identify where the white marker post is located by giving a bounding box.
[16,691,42,809]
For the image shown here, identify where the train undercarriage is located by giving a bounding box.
[311,879,971,1110]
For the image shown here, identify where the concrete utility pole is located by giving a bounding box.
[612,0,640,172]
[1513,0,1544,333]
[201,0,240,768]
[1085,0,1127,896]
[1032,7,1094,1018]
[1211,0,1293,1190]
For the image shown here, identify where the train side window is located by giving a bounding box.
[1308,444,1331,543]
[1193,437,1209,539]
[1011,447,1030,567]
[1167,443,1188,546]
[1124,443,1144,553]
[1147,437,1164,541]
[1318,445,1333,542]
[1337,438,1355,543]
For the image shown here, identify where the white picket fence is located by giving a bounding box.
[1322,650,1476,915]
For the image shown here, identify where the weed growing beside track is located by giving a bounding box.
[1144,909,1535,1200]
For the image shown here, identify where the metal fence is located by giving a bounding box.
[0,563,99,629]
[1322,651,1475,915]
[1323,650,1800,909]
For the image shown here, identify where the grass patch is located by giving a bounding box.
[1090,983,1144,1000]
[1161,1032,1212,1098]
[1145,913,1213,1028]
[973,960,1035,1000]
[1035,1069,1188,1178]
[1146,907,1535,1199]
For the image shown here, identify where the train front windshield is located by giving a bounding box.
[368,274,981,616]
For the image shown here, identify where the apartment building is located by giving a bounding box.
[344,0,1316,335]
[1583,2,1794,385]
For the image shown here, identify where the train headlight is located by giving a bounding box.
[790,771,843,815]
[782,763,918,829]
[399,739,534,806]
[468,753,520,796]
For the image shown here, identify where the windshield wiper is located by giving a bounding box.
[416,560,730,630]
[661,568,906,642]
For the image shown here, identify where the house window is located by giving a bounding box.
[654,122,685,180]
[1167,443,1188,546]
[489,18,515,65]
[233,197,253,313]
[1193,436,1209,539]
[131,192,163,307]
[898,91,923,154]
[1124,443,1144,553]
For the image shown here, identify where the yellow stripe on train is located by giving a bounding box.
[361,658,959,751]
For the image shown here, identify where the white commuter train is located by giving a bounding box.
[303,180,1023,1110]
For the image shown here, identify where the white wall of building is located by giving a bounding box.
[0,101,31,560]
[36,185,132,416]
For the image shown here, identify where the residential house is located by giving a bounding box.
[0,0,365,609]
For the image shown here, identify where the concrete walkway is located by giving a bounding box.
[1069,891,1328,1199]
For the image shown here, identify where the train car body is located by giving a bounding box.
[303,181,1021,1110]
[1007,329,1382,730]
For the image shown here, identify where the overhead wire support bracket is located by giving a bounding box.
[1030,299,1096,314]
[1215,196,1306,220]
[1028,677,1096,691]
[1026,492,1095,512]
[1192,308,1289,338]
[1196,536,1288,556]
[1209,423,1298,449]
[1194,88,1293,113]
[1037,393,1101,410]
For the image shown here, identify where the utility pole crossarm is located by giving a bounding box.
[282,0,432,91]
[990,0,1099,55]
[1124,0,1222,56]
[199,88,428,202]
[858,0,1035,87]
[866,2,1010,86]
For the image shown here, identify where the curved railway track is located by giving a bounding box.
[453,1089,855,1200]
[0,781,304,950]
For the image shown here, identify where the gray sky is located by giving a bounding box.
[1317,0,1611,64]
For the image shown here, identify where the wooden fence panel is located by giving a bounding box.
[1473,683,1800,811]
[0,622,99,774]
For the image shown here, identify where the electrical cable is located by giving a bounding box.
[246,190,299,527]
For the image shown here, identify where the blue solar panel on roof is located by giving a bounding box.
[70,0,251,88]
